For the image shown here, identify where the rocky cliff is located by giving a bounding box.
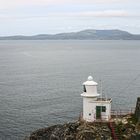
[25,114,140,140]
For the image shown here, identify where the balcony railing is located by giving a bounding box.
[79,107,135,122]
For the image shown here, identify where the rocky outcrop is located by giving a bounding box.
[113,114,140,140]
[25,121,112,140]
[25,114,140,140]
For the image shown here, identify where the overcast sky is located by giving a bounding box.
[0,0,140,35]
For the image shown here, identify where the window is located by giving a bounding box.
[102,106,106,112]
[83,85,86,92]
[96,106,106,113]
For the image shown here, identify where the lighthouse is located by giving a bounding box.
[81,76,112,122]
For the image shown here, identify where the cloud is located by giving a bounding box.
[79,10,129,17]
[0,10,138,20]
[0,0,130,9]
[48,10,134,17]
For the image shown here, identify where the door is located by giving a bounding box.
[96,106,101,119]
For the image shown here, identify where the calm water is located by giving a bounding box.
[0,40,140,139]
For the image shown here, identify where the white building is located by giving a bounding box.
[81,76,112,122]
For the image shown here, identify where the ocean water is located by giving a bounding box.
[0,40,140,139]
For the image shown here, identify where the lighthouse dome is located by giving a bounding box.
[88,76,93,81]
[81,76,99,97]
[83,76,98,86]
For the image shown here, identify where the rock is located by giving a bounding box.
[122,118,128,124]
[26,116,139,140]
[50,134,60,140]
[135,97,140,122]
[76,130,96,140]
[135,122,140,134]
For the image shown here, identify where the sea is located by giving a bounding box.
[0,40,140,139]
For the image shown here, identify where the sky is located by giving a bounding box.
[0,0,140,36]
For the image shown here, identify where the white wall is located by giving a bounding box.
[85,85,97,95]
[83,97,111,122]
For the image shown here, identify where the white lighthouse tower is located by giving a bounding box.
[81,76,112,122]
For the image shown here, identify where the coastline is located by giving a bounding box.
[25,114,140,140]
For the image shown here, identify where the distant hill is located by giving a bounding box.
[1,29,140,40]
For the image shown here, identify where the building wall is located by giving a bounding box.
[83,97,111,122]
[83,98,96,122]
[86,85,97,95]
